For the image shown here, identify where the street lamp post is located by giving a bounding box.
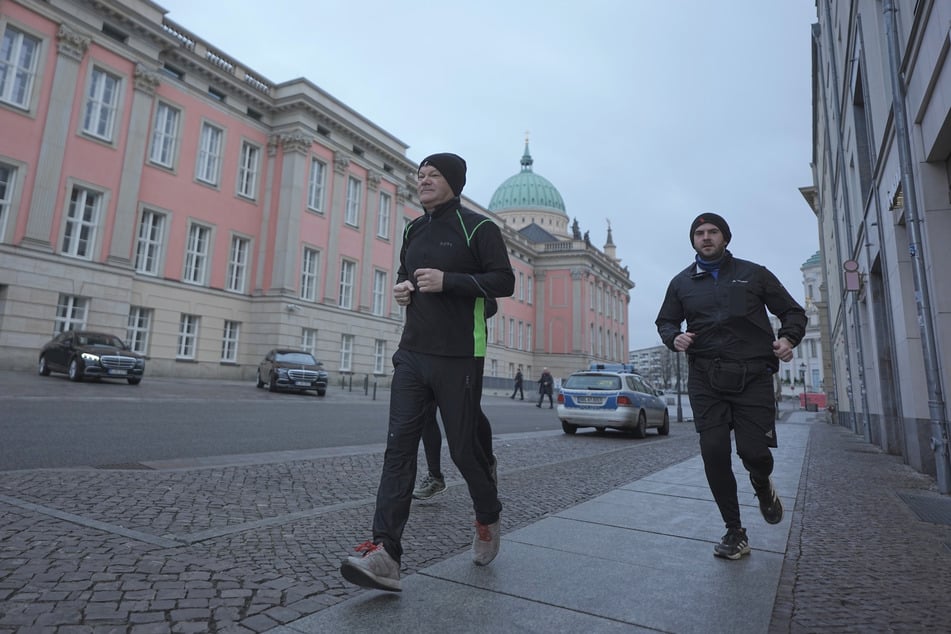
[799,362,806,409]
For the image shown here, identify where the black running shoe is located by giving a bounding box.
[713,527,751,560]
[751,475,783,524]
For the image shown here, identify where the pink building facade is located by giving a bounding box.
[0,0,632,386]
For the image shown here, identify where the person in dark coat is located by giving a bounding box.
[536,368,554,408]
[510,368,524,400]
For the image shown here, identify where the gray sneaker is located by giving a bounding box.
[340,541,401,591]
[713,527,751,560]
[413,473,446,500]
[472,520,500,565]
[750,475,783,524]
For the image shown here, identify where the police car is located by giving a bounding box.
[556,363,670,437]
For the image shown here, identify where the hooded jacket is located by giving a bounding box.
[655,250,806,371]
[398,197,515,357]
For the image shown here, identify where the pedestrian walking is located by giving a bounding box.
[536,368,554,409]
[655,212,806,560]
[340,152,515,591]
[510,368,524,400]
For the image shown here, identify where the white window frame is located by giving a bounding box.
[237,141,260,199]
[487,316,495,344]
[377,192,391,238]
[527,276,533,305]
[307,158,326,212]
[221,320,240,362]
[518,272,524,301]
[0,25,40,110]
[526,323,532,351]
[345,177,361,226]
[177,314,200,359]
[0,162,16,242]
[339,334,354,371]
[134,209,166,275]
[226,235,250,293]
[508,318,515,348]
[196,121,223,185]
[339,259,355,309]
[54,295,88,334]
[372,269,387,316]
[374,339,386,374]
[300,247,319,301]
[302,328,318,356]
[518,321,524,350]
[62,185,101,259]
[82,67,121,141]
[148,101,180,168]
[126,306,152,354]
[183,223,212,285]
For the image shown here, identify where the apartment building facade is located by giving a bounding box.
[0,0,632,386]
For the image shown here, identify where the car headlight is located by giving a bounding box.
[81,352,100,362]
[277,368,289,377]
[135,359,145,368]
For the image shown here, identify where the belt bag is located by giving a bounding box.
[708,358,750,394]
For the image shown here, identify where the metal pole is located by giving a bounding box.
[883,0,951,493]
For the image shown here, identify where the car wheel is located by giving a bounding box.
[631,411,647,438]
[658,410,670,436]
[38,355,51,376]
[316,389,326,397]
[127,377,142,386]
[68,358,84,382]
[268,373,278,392]
[256,370,264,388]
[561,420,578,435]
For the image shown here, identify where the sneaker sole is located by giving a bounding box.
[412,485,447,501]
[713,545,751,560]
[340,561,401,592]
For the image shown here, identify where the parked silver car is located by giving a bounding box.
[557,369,669,437]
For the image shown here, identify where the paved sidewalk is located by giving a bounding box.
[272,417,807,633]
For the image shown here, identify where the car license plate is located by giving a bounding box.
[294,381,310,387]
[576,396,602,405]
[109,369,127,376]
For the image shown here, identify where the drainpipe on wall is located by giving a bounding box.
[882,0,951,493]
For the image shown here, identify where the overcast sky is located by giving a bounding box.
[157,0,819,350]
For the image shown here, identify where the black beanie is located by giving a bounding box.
[689,212,731,245]
[419,153,467,196]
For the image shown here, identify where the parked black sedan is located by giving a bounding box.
[38,330,146,384]
[256,349,328,395]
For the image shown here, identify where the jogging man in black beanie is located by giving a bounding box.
[340,152,514,591]
[655,212,806,560]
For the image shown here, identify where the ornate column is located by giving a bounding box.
[359,170,382,313]
[322,152,350,304]
[254,136,280,293]
[108,64,160,266]
[270,131,313,293]
[571,267,586,353]
[23,24,90,250]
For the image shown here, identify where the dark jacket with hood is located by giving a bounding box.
[655,250,806,372]
[398,197,515,358]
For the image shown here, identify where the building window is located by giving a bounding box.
[54,295,87,333]
[300,247,319,301]
[62,186,101,259]
[134,209,165,275]
[527,276,533,305]
[226,235,249,293]
[0,163,15,242]
[499,316,505,345]
[196,122,223,185]
[307,158,326,212]
[0,26,39,109]
[237,141,259,199]
[149,102,180,167]
[339,334,354,371]
[377,192,391,238]
[183,223,211,285]
[221,320,240,362]
[518,272,524,301]
[508,318,515,348]
[526,323,532,350]
[345,177,361,226]
[177,314,200,359]
[83,67,120,141]
[302,327,318,356]
[339,259,355,309]
[374,339,386,374]
[126,306,151,354]
[518,321,524,350]
[487,315,495,344]
[490,358,498,377]
[372,269,387,316]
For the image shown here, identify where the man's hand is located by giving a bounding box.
[674,332,695,352]
[414,268,444,293]
[772,337,794,362]
[393,280,415,306]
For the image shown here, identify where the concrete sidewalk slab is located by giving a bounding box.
[272,422,810,634]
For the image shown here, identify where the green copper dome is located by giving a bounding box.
[488,142,566,214]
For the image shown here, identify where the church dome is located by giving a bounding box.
[488,142,566,214]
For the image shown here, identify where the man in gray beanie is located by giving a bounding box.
[655,212,807,561]
[340,153,514,591]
